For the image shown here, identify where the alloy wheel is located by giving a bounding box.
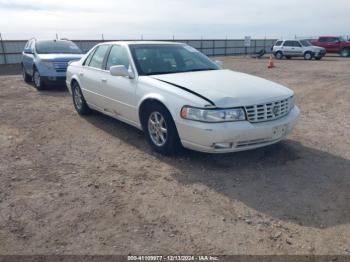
[34,71,41,88]
[73,86,83,111]
[148,111,167,147]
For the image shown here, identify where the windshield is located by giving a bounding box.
[129,44,219,76]
[36,40,83,54]
[339,36,347,42]
[300,40,312,47]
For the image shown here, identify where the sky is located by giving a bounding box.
[0,0,349,40]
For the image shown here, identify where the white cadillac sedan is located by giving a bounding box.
[66,41,299,154]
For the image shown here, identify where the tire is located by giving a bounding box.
[340,48,350,57]
[71,81,91,115]
[141,102,181,155]
[275,51,283,60]
[33,68,45,90]
[304,52,313,60]
[22,65,31,83]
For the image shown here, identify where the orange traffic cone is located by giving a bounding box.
[268,55,274,69]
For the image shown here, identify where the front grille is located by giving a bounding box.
[245,97,292,123]
[53,61,68,72]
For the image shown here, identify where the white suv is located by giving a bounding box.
[272,40,326,60]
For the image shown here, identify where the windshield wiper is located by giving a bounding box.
[146,68,217,76]
[185,68,217,72]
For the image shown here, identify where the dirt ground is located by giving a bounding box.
[0,56,349,255]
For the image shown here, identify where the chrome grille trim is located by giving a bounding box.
[245,97,292,123]
[53,61,69,72]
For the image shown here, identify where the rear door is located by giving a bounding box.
[79,44,110,110]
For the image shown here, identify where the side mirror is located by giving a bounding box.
[24,48,33,54]
[110,65,134,78]
[214,60,223,68]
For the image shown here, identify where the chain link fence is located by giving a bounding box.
[0,38,276,65]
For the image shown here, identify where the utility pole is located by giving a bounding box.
[0,33,7,65]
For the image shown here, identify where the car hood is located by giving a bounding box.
[311,46,325,51]
[152,69,293,107]
[37,53,83,61]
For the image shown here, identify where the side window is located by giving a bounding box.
[106,45,130,70]
[88,45,110,69]
[329,37,339,43]
[29,40,35,52]
[283,41,293,47]
[83,48,97,66]
[24,41,30,49]
[294,41,302,47]
[275,41,283,46]
[319,37,327,43]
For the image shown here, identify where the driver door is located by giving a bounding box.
[101,45,138,124]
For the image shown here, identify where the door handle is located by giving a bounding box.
[101,78,107,82]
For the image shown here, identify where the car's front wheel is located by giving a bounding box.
[72,81,91,115]
[304,52,313,60]
[33,68,45,90]
[142,102,181,155]
[22,65,31,83]
[340,48,350,57]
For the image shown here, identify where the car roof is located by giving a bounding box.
[96,41,184,46]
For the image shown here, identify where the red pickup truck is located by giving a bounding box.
[311,36,350,57]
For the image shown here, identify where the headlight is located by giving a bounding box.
[42,61,54,70]
[288,96,295,110]
[180,106,246,122]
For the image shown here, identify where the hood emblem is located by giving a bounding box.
[273,105,279,115]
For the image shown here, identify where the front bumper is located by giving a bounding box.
[176,106,300,153]
[41,76,66,85]
[314,50,326,58]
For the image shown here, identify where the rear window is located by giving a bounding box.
[35,40,83,54]
[274,41,283,46]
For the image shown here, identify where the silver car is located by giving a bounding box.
[272,40,326,60]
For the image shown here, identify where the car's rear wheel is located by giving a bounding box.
[340,48,350,57]
[304,52,313,60]
[275,51,283,60]
[22,65,31,83]
[33,68,45,90]
[142,102,181,155]
[72,81,91,115]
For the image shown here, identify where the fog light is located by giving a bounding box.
[213,142,233,149]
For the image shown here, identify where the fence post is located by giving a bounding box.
[0,33,7,65]
[212,39,215,56]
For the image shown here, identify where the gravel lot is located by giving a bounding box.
[0,56,349,255]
